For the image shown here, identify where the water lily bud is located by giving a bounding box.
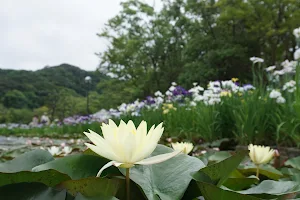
[171,142,194,154]
[248,144,275,165]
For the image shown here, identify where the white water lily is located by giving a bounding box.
[248,144,275,165]
[47,146,62,156]
[84,120,181,177]
[171,142,194,154]
[62,146,73,155]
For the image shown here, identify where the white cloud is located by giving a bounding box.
[0,0,162,71]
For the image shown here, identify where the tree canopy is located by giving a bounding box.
[97,0,300,94]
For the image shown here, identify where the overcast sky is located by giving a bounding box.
[0,0,161,71]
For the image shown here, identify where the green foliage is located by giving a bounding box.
[0,149,53,172]
[1,145,300,199]
[98,0,300,92]
[119,145,205,200]
[0,64,110,122]
[32,154,121,180]
[2,89,28,108]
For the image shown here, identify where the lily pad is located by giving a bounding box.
[0,169,71,187]
[0,149,53,172]
[32,154,121,180]
[59,177,122,197]
[197,181,260,200]
[223,176,258,190]
[208,151,232,163]
[0,182,67,200]
[74,193,118,200]
[237,180,300,199]
[238,164,283,180]
[285,157,300,170]
[193,151,247,186]
[120,144,205,200]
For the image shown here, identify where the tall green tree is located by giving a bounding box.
[2,90,28,108]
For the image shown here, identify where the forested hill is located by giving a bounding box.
[0,64,105,109]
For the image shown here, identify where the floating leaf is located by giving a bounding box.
[285,157,300,170]
[0,149,53,172]
[59,177,122,197]
[208,151,232,163]
[223,176,258,190]
[237,180,300,199]
[33,154,121,180]
[194,151,247,186]
[0,182,67,200]
[0,169,70,187]
[238,164,283,180]
[281,167,300,176]
[74,193,118,200]
[197,181,260,200]
[120,145,205,200]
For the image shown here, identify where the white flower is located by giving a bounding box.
[294,49,300,60]
[283,80,296,92]
[250,57,264,63]
[165,91,173,96]
[189,86,204,94]
[171,82,177,86]
[265,66,276,72]
[171,142,194,154]
[47,146,62,156]
[154,91,163,97]
[194,95,204,101]
[293,27,300,38]
[193,82,198,86]
[62,146,73,155]
[273,70,285,76]
[155,97,164,105]
[276,96,286,104]
[248,144,274,165]
[269,90,282,99]
[169,86,176,92]
[84,120,181,177]
[190,101,197,107]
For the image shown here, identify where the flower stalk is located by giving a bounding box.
[126,168,130,200]
[256,165,260,179]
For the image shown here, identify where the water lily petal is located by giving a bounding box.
[85,143,120,161]
[136,150,181,165]
[96,161,123,177]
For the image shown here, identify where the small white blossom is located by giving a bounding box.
[283,80,296,93]
[293,27,300,38]
[269,90,282,99]
[63,146,73,155]
[169,86,176,92]
[154,91,163,97]
[250,57,264,63]
[48,146,62,156]
[265,66,276,72]
[294,49,300,60]
[190,101,197,107]
[165,91,172,96]
[276,96,286,104]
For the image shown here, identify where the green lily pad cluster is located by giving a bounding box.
[0,145,299,200]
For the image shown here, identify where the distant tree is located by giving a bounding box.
[2,90,28,108]
[98,0,300,94]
